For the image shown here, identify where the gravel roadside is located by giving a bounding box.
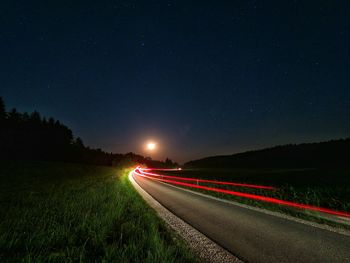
[129,171,242,263]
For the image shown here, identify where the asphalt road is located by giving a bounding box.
[133,173,350,263]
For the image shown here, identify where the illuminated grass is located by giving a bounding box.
[0,161,196,262]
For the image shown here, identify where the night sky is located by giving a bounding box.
[1,1,349,163]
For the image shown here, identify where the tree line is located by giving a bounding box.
[185,138,350,169]
[0,97,177,167]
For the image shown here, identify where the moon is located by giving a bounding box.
[146,142,156,151]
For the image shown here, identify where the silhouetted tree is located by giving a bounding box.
[48,117,55,126]
[8,108,21,123]
[30,111,41,123]
[75,137,84,148]
[0,97,6,121]
[165,158,175,167]
[22,112,30,122]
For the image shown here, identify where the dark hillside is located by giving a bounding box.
[185,139,350,168]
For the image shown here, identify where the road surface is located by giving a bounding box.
[133,172,350,263]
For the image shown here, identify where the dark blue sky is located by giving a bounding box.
[1,1,350,163]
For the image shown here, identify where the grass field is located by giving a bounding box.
[162,168,350,225]
[0,161,196,262]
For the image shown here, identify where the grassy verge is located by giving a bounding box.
[0,161,196,262]
[162,168,350,228]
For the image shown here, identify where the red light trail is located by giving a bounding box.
[139,169,275,190]
[133,167,350,219]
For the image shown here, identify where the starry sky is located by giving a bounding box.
[1,1,350,163]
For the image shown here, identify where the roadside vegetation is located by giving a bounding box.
[0,161,196,262]
[162,168,350,227]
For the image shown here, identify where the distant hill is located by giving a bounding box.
[185,139,350,169]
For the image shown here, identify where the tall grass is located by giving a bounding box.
[0,161,195,262]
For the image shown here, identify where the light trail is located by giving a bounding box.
[139,168,182,171]
[133,167,350,219]
[138,168,275,190]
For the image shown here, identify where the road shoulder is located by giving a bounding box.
[129,171,242,263]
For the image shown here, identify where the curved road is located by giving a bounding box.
[133,172,350,263]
